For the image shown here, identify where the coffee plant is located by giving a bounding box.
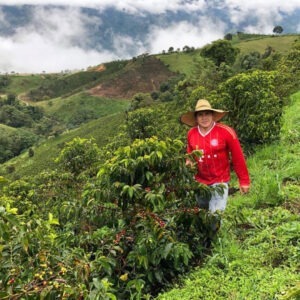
[0,136,220,299]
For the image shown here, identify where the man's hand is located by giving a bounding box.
[240,186,250,194]
[186,159,197,168]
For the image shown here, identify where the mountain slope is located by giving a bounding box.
[88,56,177,99]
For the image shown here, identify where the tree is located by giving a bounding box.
[273,25,283,34]
[212,70,282,150]
[126,108,157,140]
[201,39,240,66]
[224,33,233,40]
[239,51,261,70]
[6,93,17,105]
[55,137,100,176]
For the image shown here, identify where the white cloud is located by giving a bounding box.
[0,0,208,14]
[0,6,116,73]
[0,1,299,73]
[222,0,300,33]
[0,34,116,74]
[112,34,147,57]
[146,18,226,54]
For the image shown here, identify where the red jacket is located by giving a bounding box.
[187,123,250,187]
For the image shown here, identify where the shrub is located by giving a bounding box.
[55,137,100,176]
[125,108,157,140]
[212,70,283,150]
[93,136,220,297]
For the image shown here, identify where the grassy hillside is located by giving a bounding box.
[0,34,299,299]
[89,56,177,98]
[37,92,129,127]
[156,91,300,299]
[157,51,201,77]
[24,61,129,101]
[1,33,299,180]
[0,111,127,178]
[0,74,57,95]
[234,34,299,55]
[157,35,299,76]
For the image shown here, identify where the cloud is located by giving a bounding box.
[0,6,116,73]
[0,1,299,73]
[222,0,300,33]
[0,0,208,14]
[146,18,226,54]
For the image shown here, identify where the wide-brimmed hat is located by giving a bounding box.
[180,99,228,127]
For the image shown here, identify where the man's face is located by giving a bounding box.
[196,110,213,129]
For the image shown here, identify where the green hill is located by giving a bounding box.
[233,34,299,55]
[0,34,299,178]
[0,33,299,299]
[0,111,127,178]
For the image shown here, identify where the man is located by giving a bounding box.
[180,99,250,212]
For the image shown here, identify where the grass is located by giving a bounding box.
[156,92,300,300]
[37,92,129,125]
[157,35,299,79]
[234,34,300,55]
[157,51,201,77]
[0,111,128,179]
[0,74,58,95]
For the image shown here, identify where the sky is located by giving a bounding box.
[0,0,299,73]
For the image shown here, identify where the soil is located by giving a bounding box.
[89,56,177,99]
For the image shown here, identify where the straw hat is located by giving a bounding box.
[180,99,228,127]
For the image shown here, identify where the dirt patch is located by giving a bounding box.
[89,64,106,72]
[89,56,176,99]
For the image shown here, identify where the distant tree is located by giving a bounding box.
[224,33,233,41]
[183,45,191,52]
[160,82,170,93]
[160,91,173,102]
[273,26,283,34]
[239,51,261,70]
[150,91,159,100]
[0,75,10,90]
[6,93,17,105]
[201,39,240,66]
[262,46,273,59]
[28,147,34,157]
[128,93,153,111]
[168,47,174,53]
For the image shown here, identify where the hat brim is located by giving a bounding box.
[180,109,228,127]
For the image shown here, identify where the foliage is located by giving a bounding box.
[0,33,299,300]
[212,70,283,150]
[0,136,220,299]
[125,108,158,140]
[0,75,11,91]
[273,48,300,100]
[239,51,261,70]
[0,112,128,179]
[55,137,101,176]
[26,61,128,101]
[0,126,38,163]
[128,93,154,111]
[93,137,219,296]
[201,39,240,66]
[273,25,284,34]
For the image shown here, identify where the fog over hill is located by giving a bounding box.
[0,0,299,73]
